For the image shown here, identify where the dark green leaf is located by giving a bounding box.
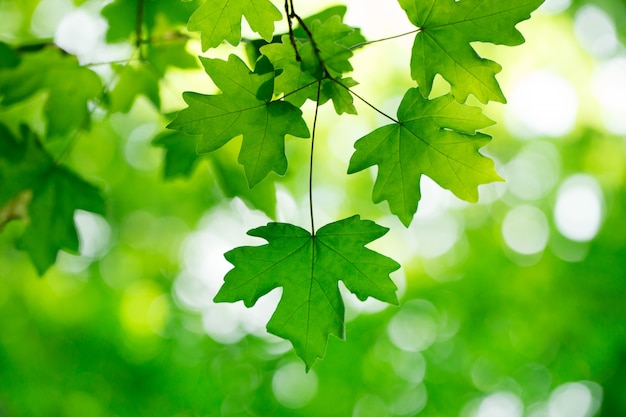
[0,49,101,137]
[0,124,105,274]
[20,166,105,274]
[0,42,19,69]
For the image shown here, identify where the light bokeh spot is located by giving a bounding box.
[505,71,578,138]
[353,394,389,417]
[502,205,549,255]
[574,5,618,59]
[554,174,603,242]
[272,362,318,408]
[548,381,602,417]
[591,56,626,134]
[388,300,439,352]
[477,392,523,417]
[504,142,561,201]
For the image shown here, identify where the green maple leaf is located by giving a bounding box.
[0,125,105,274]
[167,54,310,187]
[215,215,400,369]
[188,0,282,51]
[20,167,105,274]
[348,89,502,226]
[398,0,543,103]
[152,131,200,180]
[108,64,161,113]
[0,48,101,137]
[102,0,200,42]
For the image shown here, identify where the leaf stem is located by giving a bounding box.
[330,78,400,124]
[281,79,320,100]
[349,29,420,50]
[284,0,331,79]
[309,81,322,236]
[135,0,146,61]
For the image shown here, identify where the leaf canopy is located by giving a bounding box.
[348,89,501,226]
[215,215,400,369]
[398,0,543,103]
[167,54,310,187]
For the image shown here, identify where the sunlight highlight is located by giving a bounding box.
[388,300,439,352]
[505,71,578,138]
[574,6,618,59]
[553,174,604,242]
[591,56,626,134]
[548,381,602,417]
[272,362,318,408]
[477,392,523,417]
[502,205,549,255]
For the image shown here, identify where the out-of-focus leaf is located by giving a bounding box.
[109,64,161,113]
[0,48,101,137]
[0,124,105,274]
[101,0,201,42]
[153,131,277,218]
[0,42,19,69]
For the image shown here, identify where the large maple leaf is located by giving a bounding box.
[188,0,282,51]
[214,215,400,369]
[348,89,502,226]
[399,0,543,103]
[167,54,310,187]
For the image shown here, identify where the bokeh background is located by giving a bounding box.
[1,0,625,416]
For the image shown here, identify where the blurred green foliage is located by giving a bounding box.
[1,0,625,416]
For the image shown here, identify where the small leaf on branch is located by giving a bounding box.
[188,0,282,51]
[262,38,357,114]
[167,54,310,187]
[214,215,400,369]
[398,0,543,103]
[348,89,502,226]
[261,6,364,115]
[298,15,357,79]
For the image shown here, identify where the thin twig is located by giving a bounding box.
[309,81,322,236]
[135,0,146,61]
[330,78,400,124]
[349,29,420,50]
